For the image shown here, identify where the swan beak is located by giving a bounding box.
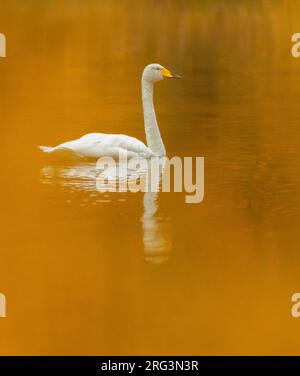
[161,68,182,79]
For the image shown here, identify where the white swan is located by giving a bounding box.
[38,64,181,159]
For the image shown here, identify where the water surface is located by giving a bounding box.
[1,0,300,355]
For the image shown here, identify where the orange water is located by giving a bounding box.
[1,0,300,355]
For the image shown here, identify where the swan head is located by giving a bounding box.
[142,63,181,83]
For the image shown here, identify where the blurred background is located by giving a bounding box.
[0,0,300,355]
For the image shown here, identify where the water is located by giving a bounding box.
[1,0,300,355]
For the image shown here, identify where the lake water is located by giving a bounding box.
[1,0,300,355]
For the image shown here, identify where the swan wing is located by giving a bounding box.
[51,133,154,158]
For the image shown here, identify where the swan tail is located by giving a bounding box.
[38,145,55,153]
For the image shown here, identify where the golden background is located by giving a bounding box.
[0,0,300,355]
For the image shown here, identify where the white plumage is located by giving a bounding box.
[39,63,181,159]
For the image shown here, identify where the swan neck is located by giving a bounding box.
[142,79,166,156]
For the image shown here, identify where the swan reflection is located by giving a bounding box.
[40,157,171,263]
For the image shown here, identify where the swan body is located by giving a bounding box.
[39,133,153,158]
[39,63,181,159]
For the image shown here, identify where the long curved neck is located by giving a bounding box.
[142,78,166,156]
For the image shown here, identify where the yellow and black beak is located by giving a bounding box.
[160,67,182,79]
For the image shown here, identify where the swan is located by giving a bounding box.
[38,63,181,159]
